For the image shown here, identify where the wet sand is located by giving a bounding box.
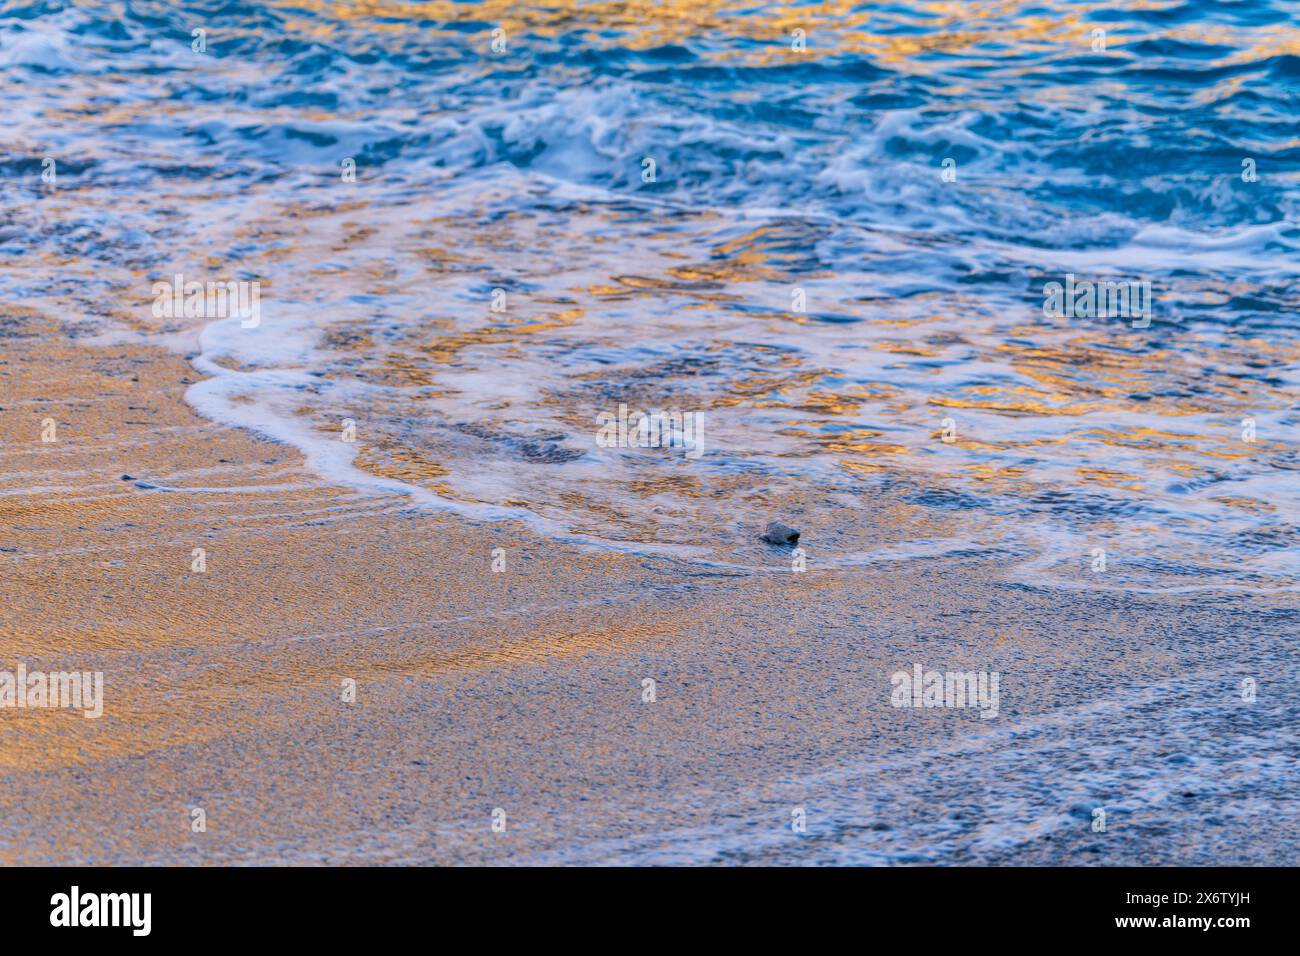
[1,317,1295,865]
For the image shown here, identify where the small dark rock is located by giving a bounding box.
[120,474,132,480]
[762,521,800,545]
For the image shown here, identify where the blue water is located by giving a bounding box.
[3,0,1298,588]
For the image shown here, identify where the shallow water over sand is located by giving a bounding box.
[3,0,1298,586]
[2,1,1300,869]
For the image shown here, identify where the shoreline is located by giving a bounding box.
[1,322,1296,864]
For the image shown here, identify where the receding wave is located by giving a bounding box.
[2,0,1297,588]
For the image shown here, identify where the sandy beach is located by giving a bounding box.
[1,316,1294,865]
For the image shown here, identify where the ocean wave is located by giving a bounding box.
[2,0,1297,585]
